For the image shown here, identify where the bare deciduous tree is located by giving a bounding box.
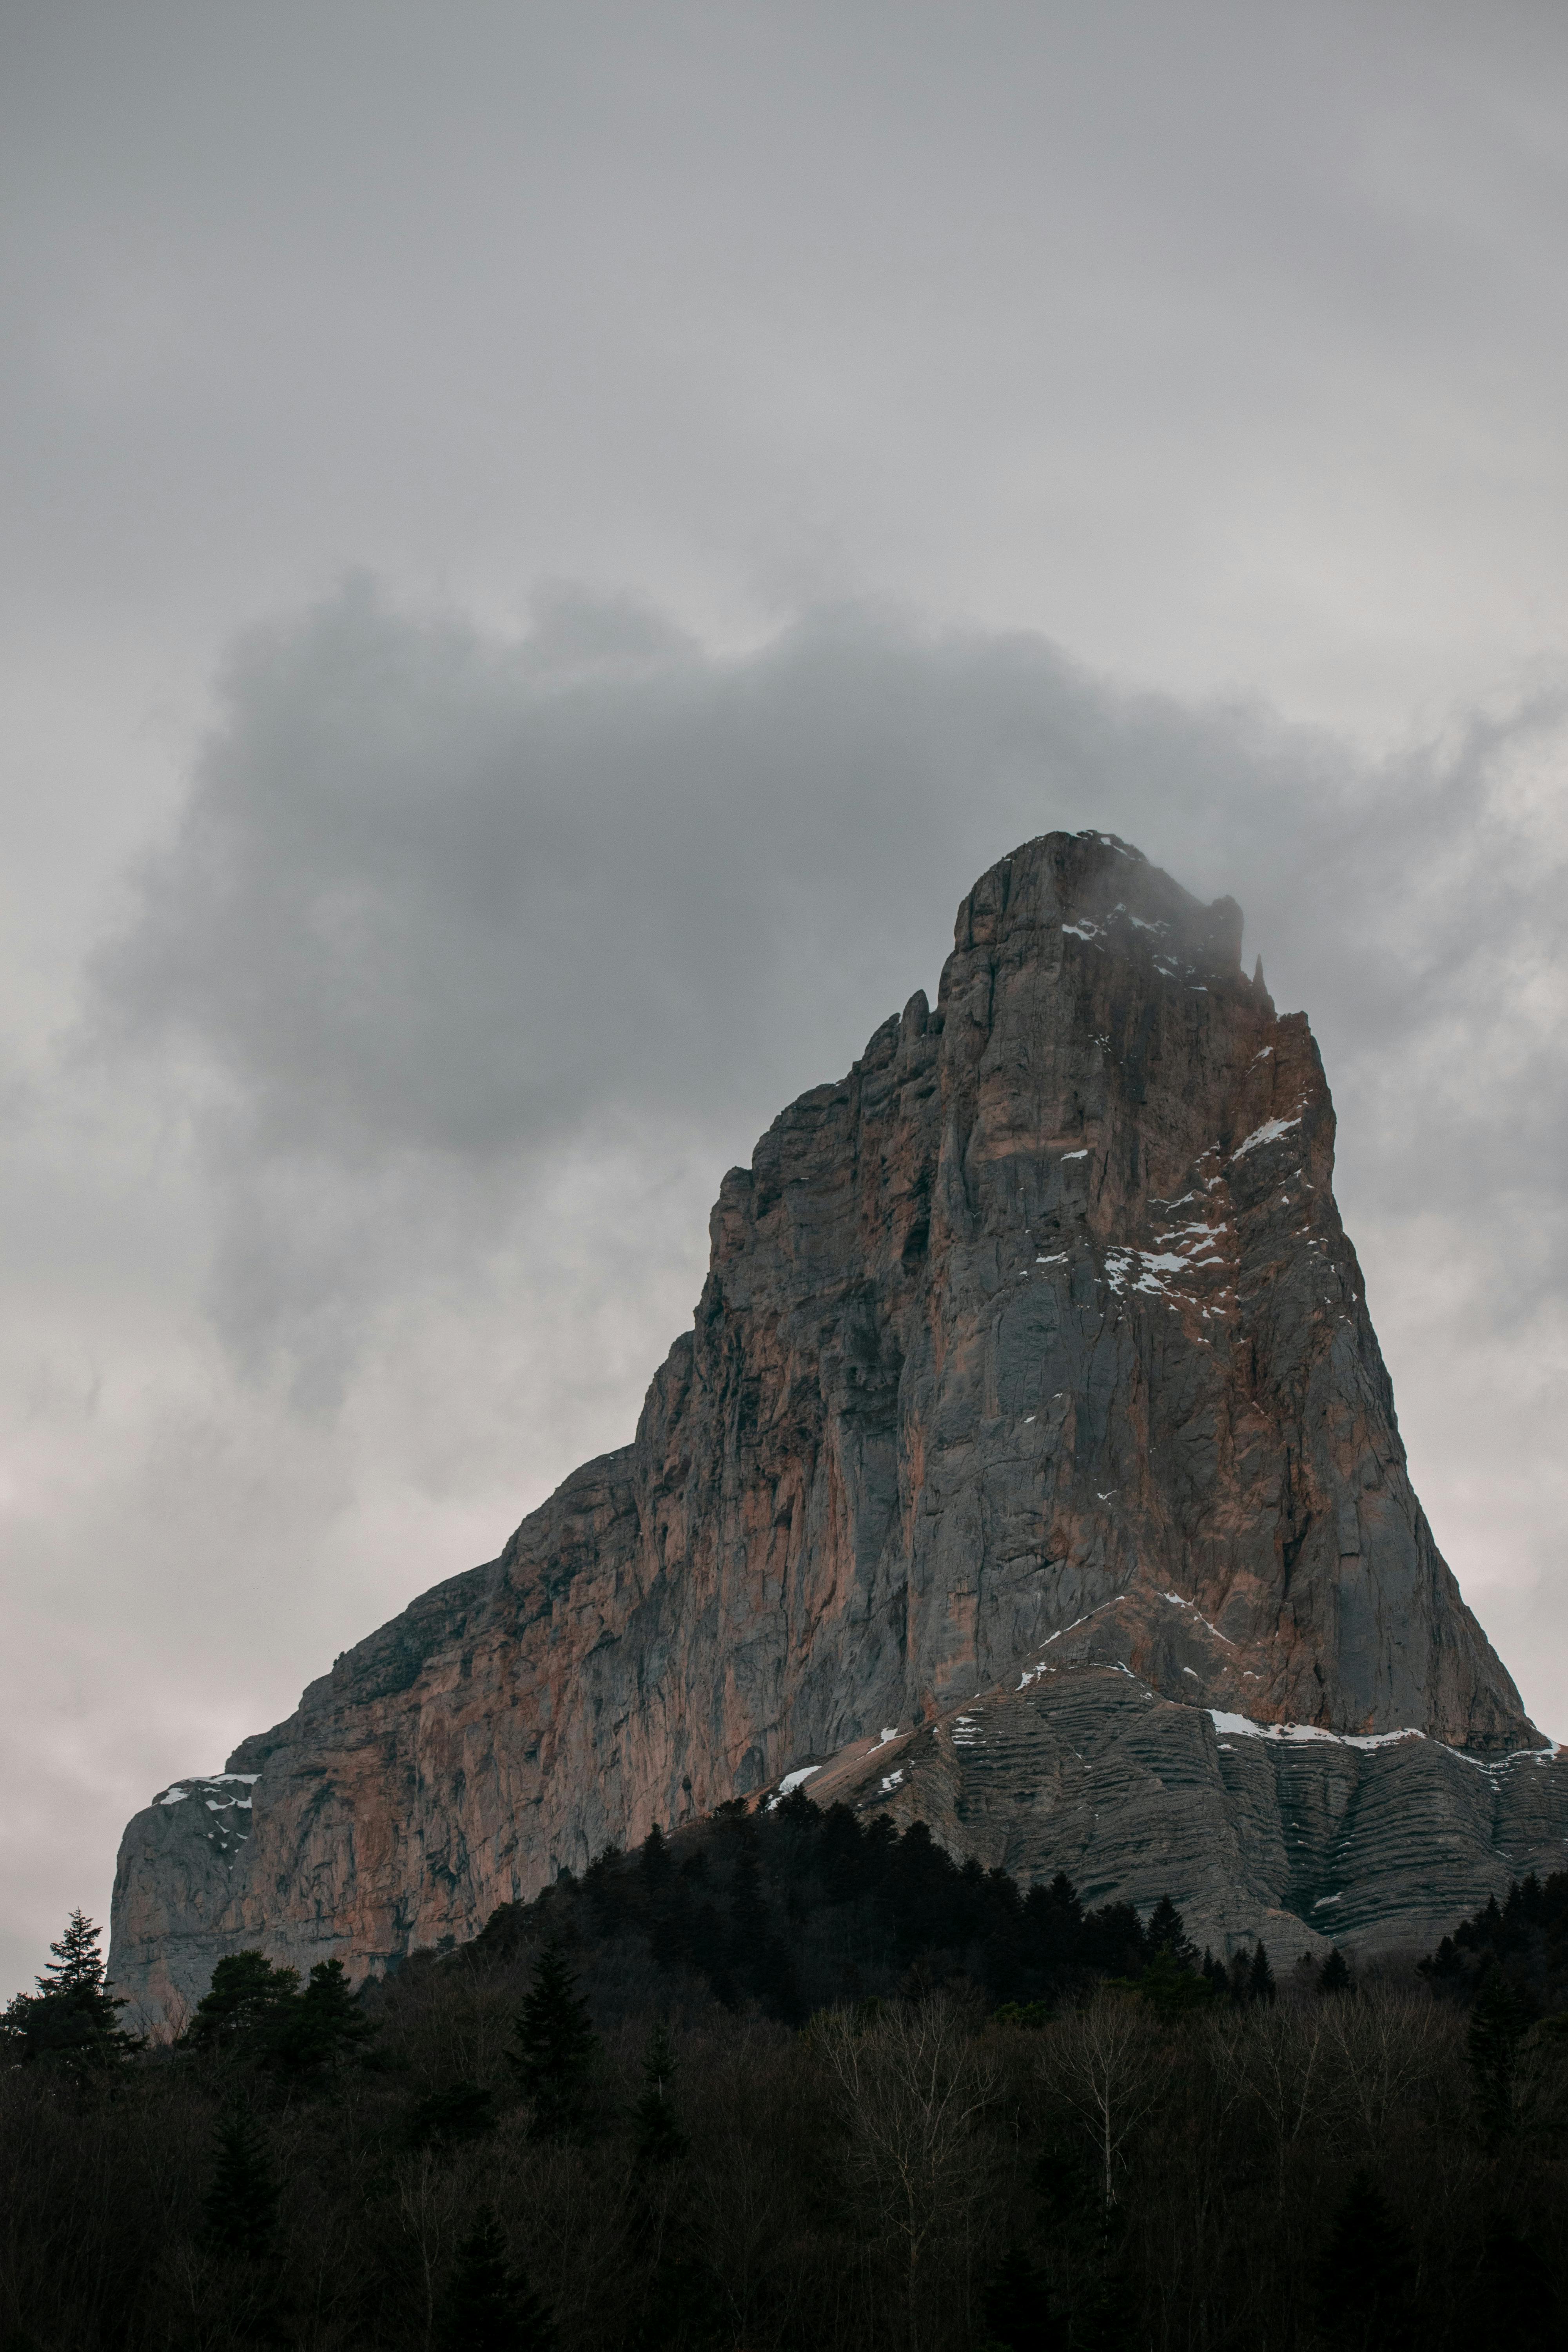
[1210,1999,1327,2200]
[1040,1989,1165,2214]
[816,1998,1000,2352]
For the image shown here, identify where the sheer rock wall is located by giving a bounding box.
[111,831,1557,2026]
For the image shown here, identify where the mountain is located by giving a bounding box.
[109,830,1565,2027]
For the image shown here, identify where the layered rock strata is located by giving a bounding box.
[111,830,1563,2026]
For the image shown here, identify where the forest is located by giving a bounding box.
[2,1791,1565,2352]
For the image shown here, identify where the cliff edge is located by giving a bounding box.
[111,830,1563,2025]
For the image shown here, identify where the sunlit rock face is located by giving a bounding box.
[110,830,1562,2026]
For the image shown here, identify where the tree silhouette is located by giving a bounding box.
[272,1956,377,2075]
[1319,1947,1353,1996]
[0,1910,142,2069]
[1317,2171,1416,2351]
[202,2106,279,2261]
[405,2079,497,2150]
[980,2243,1064,2350]
[437,2209,557,2352]
[1145,1895,1195,1969]
[1473,2217,1558,2352]
[510,1947,599,2140]
[630,2019,688,2169]
[189,1949,301,2056]
[1466,1963,1529,2141]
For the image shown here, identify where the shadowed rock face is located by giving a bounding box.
[110,831,1560,2026]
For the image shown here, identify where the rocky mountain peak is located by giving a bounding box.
[110,829,1560,2027]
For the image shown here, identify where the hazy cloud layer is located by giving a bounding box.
[102,585,1568,1361]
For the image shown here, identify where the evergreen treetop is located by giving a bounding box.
[189,1949,301,2054]
[1317,2171,1416,2352]
[509,1946,599,2140]
[1319,1947,1353,1996]
[202,2105,279,2263]
[0,1909,142,2069]
[437,2209,558,2352]
[630,2018,688,2169]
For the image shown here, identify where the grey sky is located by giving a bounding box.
[3,1,1567,1995]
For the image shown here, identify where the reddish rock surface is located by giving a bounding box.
[111,831,1562,2027]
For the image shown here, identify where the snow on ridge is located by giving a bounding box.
[157,1770,258,1808]
[1209,1711,1424,1753]
[1232,1115,1301,1158]
[1156,1590,1236,1646]
[767,1764,822,1810]
[1207,1716,1563,1768]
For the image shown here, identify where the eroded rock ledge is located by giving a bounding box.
[111,830,1561,2027]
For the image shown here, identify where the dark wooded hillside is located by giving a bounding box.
[4,1798,1566,2352]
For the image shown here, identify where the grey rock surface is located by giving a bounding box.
[110,830,1564,2027]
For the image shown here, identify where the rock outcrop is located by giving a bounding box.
[111,831,1565,2026]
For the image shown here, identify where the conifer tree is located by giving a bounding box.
[1071,2220,1140,2352]
[1249,1941,1277,2004]
[437,2209,557,2352]
[509,1947,599,2140]
[272,1956,377,2075]
[630,2020,688,2169]
[405,2079,497,2150]
[1316,2171,1416,2350]
[1145,1895,1196,1969]
[202,2105,279,2262]
[980,2243,1065,2350]
[1466,1963,1529,2140]
[1319,1947,1353,1996]
[1474,2218,1558,2352]
[726,1845,769,1971]
[189,1950,301,2055]
[639,1823,674,1894]
[0,1909,142,2068]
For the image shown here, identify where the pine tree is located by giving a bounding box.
[1145,1895,1196,1969]
[202,2105,279,2261]
[189,1950,301,2055]
[1319,1947,1353,1996]
[639,1823,674,1894]
[405,2079,497,2150]
[437,2210,557,2352]
[509,1947,599,2140]
[1249,1941,1277,2004]
[1466,1963,1529,2141]
[726,1845,769,1974]
[630,2020,688,2168]
[980,2244,1065,2350]
[272,1956,377,2075]
[0,1909,142,2069]
[1071,2220,1140,2352]
[1316,2171,1417,2351]
[1473,2217,1559,2352]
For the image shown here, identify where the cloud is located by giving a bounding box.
[97,581,1568,1363]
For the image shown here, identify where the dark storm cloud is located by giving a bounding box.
[97,583,1568,1377]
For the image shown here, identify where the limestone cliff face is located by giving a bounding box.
[110,831,1557,2025]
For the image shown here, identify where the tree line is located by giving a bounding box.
[2,1793,1565,2351]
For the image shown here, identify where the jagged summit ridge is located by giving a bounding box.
[110,829,1556,2025]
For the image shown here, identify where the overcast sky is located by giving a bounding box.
[4,0,1567,1997]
